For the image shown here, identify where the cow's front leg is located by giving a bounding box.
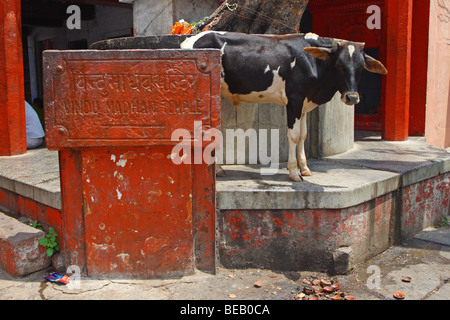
[287,118,302,182]
[297,113,312,176]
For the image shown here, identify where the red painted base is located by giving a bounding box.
[218,173,449,273]
[59,147,215,278]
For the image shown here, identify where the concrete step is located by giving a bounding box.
[0,211,51,277]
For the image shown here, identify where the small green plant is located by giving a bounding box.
[30,220,43,231]
[434,217,449,228]
[39,227,60,257]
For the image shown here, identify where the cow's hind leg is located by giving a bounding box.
[297,113,312,176]
[287,118,302,182]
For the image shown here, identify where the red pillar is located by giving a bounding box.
[383,0,413,141]
[0,0,26,155]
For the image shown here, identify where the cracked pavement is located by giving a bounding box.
[1,227,448,300]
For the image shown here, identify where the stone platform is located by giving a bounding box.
[0,132,448,276]
[217,132,449,273]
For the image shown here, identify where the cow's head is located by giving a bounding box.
[304,42,387,105]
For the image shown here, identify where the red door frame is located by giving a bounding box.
[308,0,419,141]
[309,0,386,133]
[409,0,430,136]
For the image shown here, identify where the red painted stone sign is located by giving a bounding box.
[44,50,221,278]
[44,50,220,148]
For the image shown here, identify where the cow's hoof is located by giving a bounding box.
[301,169,313,176]
[289,174,303,182]
[216,169,226,177]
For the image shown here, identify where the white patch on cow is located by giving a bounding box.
[290,58,296,69]
[288,118,301,145]
[301,98,318,115]
[348,45,355,58]
[116,188,122,200]
[180,31,226,49]
[264,65,271,74]
[305,32,319,40]
[222,66,288,107]
[110,154,116,162]
[220,42,227,55]
[180,32,207,49]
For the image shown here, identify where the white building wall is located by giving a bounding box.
[133,0,219,36]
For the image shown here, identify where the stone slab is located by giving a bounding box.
[216,159,400,210]
[90,35,191,50]
[377,263,449,300]
[0,211,51,277]
[326,132,450,187]
[0,148,60,209]
[413,227,450,246]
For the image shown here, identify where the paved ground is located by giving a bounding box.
[0,226,448,301]
[0,133,448,305]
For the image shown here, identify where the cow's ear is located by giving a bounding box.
[364,54,388,75]
[304,47,333,60]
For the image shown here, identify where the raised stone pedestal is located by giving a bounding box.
[43,49,221,278]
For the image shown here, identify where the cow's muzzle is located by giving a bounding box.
[341,92,360,105]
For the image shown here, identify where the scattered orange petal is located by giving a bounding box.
[393,291,406,299]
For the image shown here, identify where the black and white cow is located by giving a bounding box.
[181,31,387,182]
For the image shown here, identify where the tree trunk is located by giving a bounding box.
[202,0,309,34]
